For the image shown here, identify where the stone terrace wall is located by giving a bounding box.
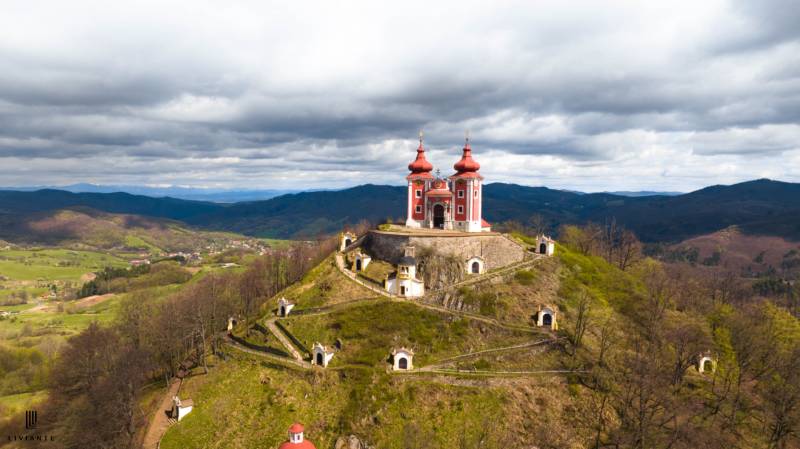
[363,230,526,271]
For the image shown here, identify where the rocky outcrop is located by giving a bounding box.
[334,435,372,449]
[363,230,527,272]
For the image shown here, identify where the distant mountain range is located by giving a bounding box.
[0,183,681,202]
[1,179,798,242]
[604,190,683,197]
[0,183,302,203]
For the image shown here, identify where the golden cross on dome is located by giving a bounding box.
[465,129,470,142]
[419,130,424,143]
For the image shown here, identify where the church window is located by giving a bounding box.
[457,205,464,214]
[415,205,422,213]
[415,189,422,198]
[474,189,478,197]
[457,190,465,198]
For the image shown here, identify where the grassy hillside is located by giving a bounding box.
[0,208,243,252]
[159,244,597,448]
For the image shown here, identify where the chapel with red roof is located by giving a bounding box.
[278,423,316,449]
[405,133,491,233]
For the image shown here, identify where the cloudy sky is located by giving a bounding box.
[1,0,799,192]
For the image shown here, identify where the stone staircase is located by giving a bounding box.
[334,253,394,298]
[265,318,305,361]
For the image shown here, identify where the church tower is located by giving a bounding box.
[449,135,484,232]
[405,132,434,228]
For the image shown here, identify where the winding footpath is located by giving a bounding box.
[141,378,181,449]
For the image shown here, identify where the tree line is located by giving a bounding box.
[553,224,800,449]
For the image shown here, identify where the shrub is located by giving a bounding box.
[515,269,536,285]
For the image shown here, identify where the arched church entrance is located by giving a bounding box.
[398,357,408,370]
[539,243,547,254]
[316,353,323,365]
[542,313,552,327]
[472,261,480,273]
[433,204,445,228]
[356,259,362,271]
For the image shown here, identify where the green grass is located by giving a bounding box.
[556,243,643,311]
[281,300,535,367]
[0,248,127,281]
[124,234,163,253]
[161,354,351,449]
[260,238,294,250]
[0,390,48,420]
[161,352,512,449]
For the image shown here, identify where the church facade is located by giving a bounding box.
[405,135,490,233]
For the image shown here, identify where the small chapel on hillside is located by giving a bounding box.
[405,133,491,232]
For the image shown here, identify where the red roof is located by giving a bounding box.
[481,219,491,227]
[453,139,480,175]
[426,188,452,197]
[406,171,434,180]
[408,137,433,174]
[449,171,483,179]
[278,423,317,449]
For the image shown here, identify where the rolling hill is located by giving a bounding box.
[1,179,799,242]
[0,207,239,252]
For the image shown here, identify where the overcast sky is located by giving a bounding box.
[1,0,798,192]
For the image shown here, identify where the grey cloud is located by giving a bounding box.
[0,0,798,191]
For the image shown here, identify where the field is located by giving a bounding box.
[0,244,247,425]
[0,248,127,281]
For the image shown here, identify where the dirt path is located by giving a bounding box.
[264,318,304,361]
[335,253,393,298]
[23,293,115,313]
[141,378,180,449]
[418,338,558,371]
[224,335,312,369]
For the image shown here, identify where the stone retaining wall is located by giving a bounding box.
[362,230,526,271]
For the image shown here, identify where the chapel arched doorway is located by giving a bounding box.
[433,204,445,228]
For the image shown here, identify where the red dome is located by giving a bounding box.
[408,137,433,174]
[279,423,317,449]
[278,441,316,449]
[453,139,480,174]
